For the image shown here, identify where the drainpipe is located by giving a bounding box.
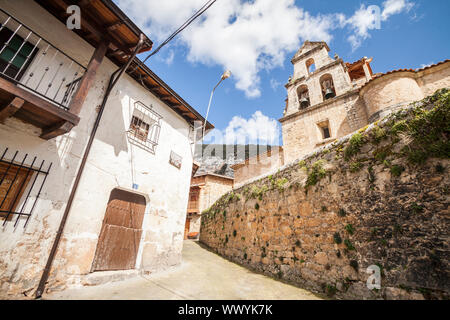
[35,34,146,298]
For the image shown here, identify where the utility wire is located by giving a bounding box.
[132,0,218,69]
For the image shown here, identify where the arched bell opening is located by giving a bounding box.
[296,84,310,109]
[306,58,316,75]
[320,74,336,101]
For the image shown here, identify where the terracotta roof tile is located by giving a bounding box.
[361,59,450,89]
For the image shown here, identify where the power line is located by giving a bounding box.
[136,0,218,67]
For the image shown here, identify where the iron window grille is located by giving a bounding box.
[0,147,52,227]
[0,8,87,110]
[127,101,162,153]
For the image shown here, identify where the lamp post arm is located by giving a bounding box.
[202,77,224,141]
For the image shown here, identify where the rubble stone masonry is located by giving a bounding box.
[200,89,450,300]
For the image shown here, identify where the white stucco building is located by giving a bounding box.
[0,0,212,298]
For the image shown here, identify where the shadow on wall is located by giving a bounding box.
[94,91,129,157]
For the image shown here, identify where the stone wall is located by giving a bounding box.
[192,174,234,214]
[200,89,450,300]
[281,92,368,163]
[361,73,425,122]
[233,148,284,186]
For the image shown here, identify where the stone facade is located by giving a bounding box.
[200,90,450,300]
[281,41,450,164]
[185,173,234,237]
[232,147,284,187]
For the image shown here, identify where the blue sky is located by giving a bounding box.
[116,0,450,146]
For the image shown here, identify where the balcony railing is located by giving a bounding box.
[0,8,86,110]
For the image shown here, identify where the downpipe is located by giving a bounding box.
[34,34,146,298]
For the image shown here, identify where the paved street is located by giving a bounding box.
[46,241,320,300]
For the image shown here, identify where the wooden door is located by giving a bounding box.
[184,217,190,240]
[92,189,146,271]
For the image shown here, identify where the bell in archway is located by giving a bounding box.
[300,97,310,109]
[324,88,335,100]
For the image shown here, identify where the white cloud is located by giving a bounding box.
[382,0,414,21]
[164,50,175,65]
[270,78,282,91]
[419,62,434,69]
[220,111,280,145]
[117,0,415,97]
[345,0,414,51]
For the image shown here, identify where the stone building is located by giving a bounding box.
[0,0,212,298]
[185,171,234,239]
[280,41,450,163]
[231,147,284,187]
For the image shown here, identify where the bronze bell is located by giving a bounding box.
[300,97,310,109]
[324,88,335,100]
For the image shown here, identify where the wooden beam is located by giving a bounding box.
[40,121,74,140]
[68,39,109,115]
[51,0,132,56]
[78,0,93,7]
[106,21,123,32]
[0,97,24,123]
[0,77,79,125]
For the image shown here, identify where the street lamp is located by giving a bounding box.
[202,70,231,141]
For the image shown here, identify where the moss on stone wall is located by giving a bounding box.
[200,89,450,300]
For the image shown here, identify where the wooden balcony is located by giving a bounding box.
[187,200,200,214]
[0,8,83,139]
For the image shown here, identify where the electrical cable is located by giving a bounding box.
[130,0,218,72]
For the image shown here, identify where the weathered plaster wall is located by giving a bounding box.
[187,175,233,235]
[188,214,201,234]
[0,0,194,298]
[198,175,234,213]
[201,90,450,300]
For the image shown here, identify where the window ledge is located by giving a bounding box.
[315,138,336,147]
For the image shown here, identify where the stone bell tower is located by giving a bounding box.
[280,41,374,163]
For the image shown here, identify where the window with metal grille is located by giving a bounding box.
[0,26,37,80]
[127,101,162,153]
[129,115,151,142]
[0,147,52,227]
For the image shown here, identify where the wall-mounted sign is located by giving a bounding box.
[169,151,182,169]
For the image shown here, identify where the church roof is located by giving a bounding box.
[292,41,330,61]
[360,59,450,90]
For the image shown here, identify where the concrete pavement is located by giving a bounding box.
[45,241,321,300]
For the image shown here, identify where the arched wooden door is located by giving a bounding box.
[92,189,146,271]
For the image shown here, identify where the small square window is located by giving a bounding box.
[129,115,152,142]
[317,120,332,140]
